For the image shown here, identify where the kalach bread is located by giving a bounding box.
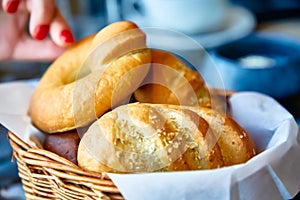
[28,21,151,133]
[77,103,256,173]
[134,49,211,107]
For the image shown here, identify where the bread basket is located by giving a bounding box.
[1,81,300,200]
[8,130,123,200]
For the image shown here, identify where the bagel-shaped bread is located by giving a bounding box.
[134,50,211,107]
[77,103,256,173]
[29,21,151,133]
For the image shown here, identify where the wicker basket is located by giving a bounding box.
[7,131,124,200]
[6,89,234,200]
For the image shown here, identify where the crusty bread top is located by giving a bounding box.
[78,103,256,173]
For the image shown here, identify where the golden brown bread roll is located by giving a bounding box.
[77,103,256,173]
[134,49,211,107]
[29,21,151,133]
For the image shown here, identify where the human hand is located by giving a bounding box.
[0,0,74,61]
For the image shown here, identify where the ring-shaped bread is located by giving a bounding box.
[134,49,211,106]
[29,21,151,133]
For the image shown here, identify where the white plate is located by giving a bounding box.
[124,6,256,49]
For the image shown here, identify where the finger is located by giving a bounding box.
[49,9,74,47]
[27,0,56,40]
[12,36,66,61]
[2,0,20,13]
[0,9,30,61]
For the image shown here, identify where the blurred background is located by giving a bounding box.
[1,0,300,199]
[1,0,300,119]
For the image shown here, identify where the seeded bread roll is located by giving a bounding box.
[77,103,256,173]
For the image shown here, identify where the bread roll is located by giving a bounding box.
[29,21,151,133]
[44,130,81,164]
[78,103,256,173]
[134,50,211,107]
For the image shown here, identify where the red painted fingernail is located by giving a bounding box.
[6,0,20,13]
[60,30,74,43]
[34,25,50,40]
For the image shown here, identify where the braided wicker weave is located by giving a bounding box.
[8,131,124,200]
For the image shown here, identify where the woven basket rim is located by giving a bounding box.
[8,130,123,200]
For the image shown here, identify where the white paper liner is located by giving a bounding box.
[0,80,299,199]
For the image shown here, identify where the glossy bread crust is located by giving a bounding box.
[29,21,151,133]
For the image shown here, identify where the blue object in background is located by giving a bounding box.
[230,0,300,21]
[210,32,300,99]
[0,125,20,188]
